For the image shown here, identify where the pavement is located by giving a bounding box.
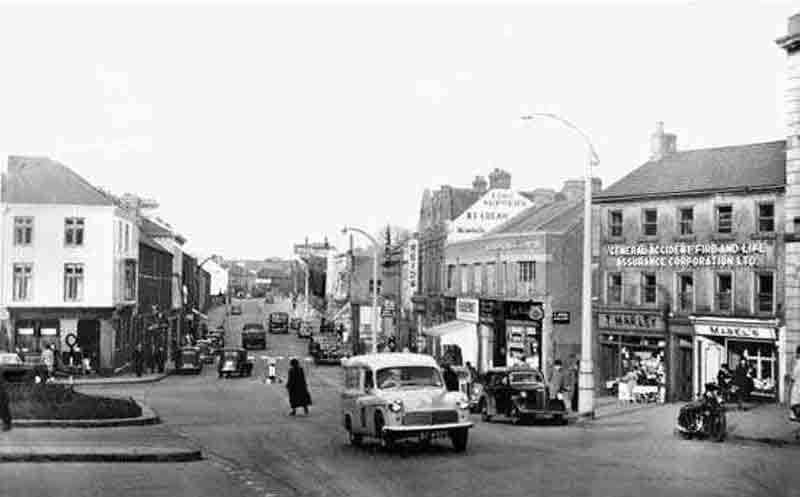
[51,372,169,386]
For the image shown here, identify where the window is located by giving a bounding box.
[64,263,85,301]
[642,209,658,236]
[364,369,374,390]
[14,217,33,246]
[460,264,468,293]
[473,263,482,293]
[716,205,733,234]
[12,263,32,301]
[609,210,623,237]
[758,203,775,233]
[124,223,130,252]
[486,263,496,295]
[518,261,536,283]
[501,262,508,294]
[677,274,694,313]
[446,265,455,290]
[715,273,733,312]
[641,273,657,304]
[679,207,694,235]
[756,273,774,313]
[117,221,123,253]
[124,260,136,301]
[368,279,382,295]
[64,218,85,246]
[607,272,622,304]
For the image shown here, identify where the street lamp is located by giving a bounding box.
[342,226,379,354]
[520,113,599,418]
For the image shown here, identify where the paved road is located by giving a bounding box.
[6,298,798,497]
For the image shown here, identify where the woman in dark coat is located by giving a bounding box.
[286,358,311,416]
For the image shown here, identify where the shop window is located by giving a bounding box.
[64,217,85,246]
[16,321,36,353]
[678,207,693,235]
[641,273,657,305]
[677,274,694,313]
[758,203,775,233]
[756,272,774,313]
[486,263,496,295]
[12,263,33,301]
[473,263,482,293]
[642,209,657,237]
[716,205,733,234]
[609,210,623,238]
[446,265,455,290]
[64,263,85,302]
[518,261,536,283]
[14,217,33,246]
[460,265,468,293]
[715,273,732,312]
[607,272,622,304]
[124,260,137,301]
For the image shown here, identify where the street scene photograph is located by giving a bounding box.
[1,0,800,496]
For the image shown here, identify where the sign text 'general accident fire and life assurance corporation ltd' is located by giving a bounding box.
[607,241,770,268]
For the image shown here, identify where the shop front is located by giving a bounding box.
[691,316,780,401]
[502,301,544,370]
[421,297,479,366]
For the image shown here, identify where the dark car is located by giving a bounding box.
[218,348,254,378]
[241,323,267,350]
[268,312,289,334]
[478,366,567,425]
[175,346,203,374]
[196,340,216,364]
[0,352,48,383]
[264,295,275,304]
[230,304,243,316]
[290,318,302,331]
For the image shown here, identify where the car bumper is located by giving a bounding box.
[516,407,566,417]
[383,421,473,434]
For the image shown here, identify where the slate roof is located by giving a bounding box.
[595,140,786,201]
[488,200,583,235]
[140,217,173,238]
[139,233,173,255]
[448,187,482,220]
[4,156,115,205]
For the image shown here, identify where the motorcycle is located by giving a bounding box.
[675,383,727,442]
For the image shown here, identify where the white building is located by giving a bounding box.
[1,156,139,371]
[202,259,228,296]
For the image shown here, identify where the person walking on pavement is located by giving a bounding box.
[156,345,166,374]
[570,357,580,412]
[789,346,800,420]
[0,377,11,431]
[443,363,459,392]
[548,360,569,408]
[41,344,55,379]
[733,360,753,410]
[132,343,144,377]
[286,358,311,416]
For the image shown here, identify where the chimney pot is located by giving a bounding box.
[650,121,677,160]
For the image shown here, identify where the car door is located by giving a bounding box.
[485,373,500,415]
[341,367,362,431]
[356,368,381,436]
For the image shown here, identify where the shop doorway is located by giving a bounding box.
[697,337,724,395]
[675,341,693,401]
[77,319,100,370]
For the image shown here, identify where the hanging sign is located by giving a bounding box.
[552,311,570,324]
[406,239,419,293]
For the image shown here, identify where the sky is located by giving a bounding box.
[0,1,797,260]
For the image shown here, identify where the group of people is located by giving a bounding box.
[716,361,756,409]
[131,342,166,377]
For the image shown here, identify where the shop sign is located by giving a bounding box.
[598,311,663,331]
[695,323,776,341]
[552,311,570,324]
[406,239,419,293]
[607,241,770,268]
[17,328,34,335]
[456,298,479,323]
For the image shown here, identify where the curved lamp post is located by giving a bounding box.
[520,113,599,418]
[342,226,379,354]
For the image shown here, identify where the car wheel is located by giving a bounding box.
[711,414,727,442]
[555,414,568,426]
[511,406,522,425]
[449,428,468,452]
[480,399,492,422]
[375,414,395,451]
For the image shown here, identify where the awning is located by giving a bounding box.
[422,320,478,366]
[422,320,474,338]
[191,309,208,320]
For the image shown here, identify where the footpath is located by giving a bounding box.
[584,396,800,446]
[1,373,202,463]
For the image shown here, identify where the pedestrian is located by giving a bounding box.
[548,359,569,408]
[133,343,144,377]
[156,345,166,374]
[789,345,800,420]
[465,361,478,380]
[41,344,55,377]
[442,363,459,392]
[0,377,11,431]
[733,360,752,409]
[570,358,580,412]
[286,358,311,416]
[717,364,733,401]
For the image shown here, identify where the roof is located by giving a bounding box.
[139,233,173,256]
[448,187,482,220]
[342,353,439,370]
[595,140,786,201]
[4,156,116,205]
[488,200,582,235]
[140,217,173,238]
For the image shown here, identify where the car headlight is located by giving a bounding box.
[471,385,482,396]
[388,400,403,413]
[520,391,527,399]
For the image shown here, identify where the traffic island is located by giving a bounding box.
[0,445,203,463]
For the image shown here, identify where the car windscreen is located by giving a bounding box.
[270,314,288,322]
[242,324,264,331]
[0,354,21,365]
[376,366,443,389]
[509,371,543,384]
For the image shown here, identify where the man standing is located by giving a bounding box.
[548,360,568,408]
[132,343,144,377]
[41,344,55,378]
[789,346,800,420]
[570,357,580,412]
[443,364,459,392]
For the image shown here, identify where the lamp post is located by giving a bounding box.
[294,258,311,319]
[520,113,599,418]
[342,226,379,354]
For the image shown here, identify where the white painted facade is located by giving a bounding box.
[447,189,533,242]
[203,259,229,295]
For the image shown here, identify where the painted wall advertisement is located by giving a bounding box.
[607,241,771,268]
[448,189,532,241]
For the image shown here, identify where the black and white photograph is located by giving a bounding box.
[0,0,799,496]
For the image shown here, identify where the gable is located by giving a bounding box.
[448,189,533,242]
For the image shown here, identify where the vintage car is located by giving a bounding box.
[230,304,243,316]
[0,352,48,383]
[268,312,290,334]
[290,318,302,331]
[175,346,204,374]
[341,353,473,452]
[298,320,313,339]
[196,340,216,364]
[217,348,254,378]
[478,367,567,425]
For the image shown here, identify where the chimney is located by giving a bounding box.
[560,177,603,202]
[472,175,488,193]
[650,121,677,160]
[488,168,511,189]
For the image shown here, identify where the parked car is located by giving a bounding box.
[196,340,215,364]
[0,352,48,383]
[268,312,289,334]
[290,318,302,331]
[477,366,567,425]
[230,304,243,315]
[241,323,267,350]
[298,321,313,339]
[175,346,204,374]
[218,348,254,378]
[341,353,473,452]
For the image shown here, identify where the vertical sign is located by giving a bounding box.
[406,239,419,294]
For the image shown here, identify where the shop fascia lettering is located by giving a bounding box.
[694,323,777,340]
[608,242,768,268]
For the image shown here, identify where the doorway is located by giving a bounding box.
[77,319,100,370]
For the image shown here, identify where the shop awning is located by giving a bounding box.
[422,320,474,338]
[422,320,478,366]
